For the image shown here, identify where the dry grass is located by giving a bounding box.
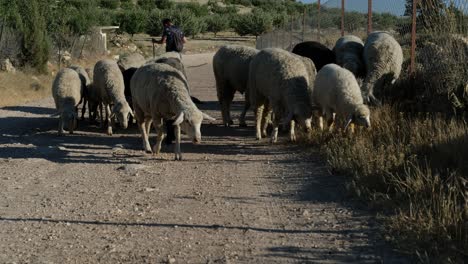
[309,106,467,262]
[0,71,53,107]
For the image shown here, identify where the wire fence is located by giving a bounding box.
[257,0,468,113]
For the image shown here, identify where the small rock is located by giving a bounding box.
[302,209,310,217]
[0,58,16,73]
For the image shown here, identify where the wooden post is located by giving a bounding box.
[317,0,321,41]
[410,0,418,75]
[341,0,345,36]
[368,0,372,34]
[290,15,293,50]
[302,8,306,41]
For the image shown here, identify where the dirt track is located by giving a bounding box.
[0,53,406,263]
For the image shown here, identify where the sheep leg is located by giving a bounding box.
[152,117,164,155]
[68,118,75,134]
[261,106,271,138]
[58,114,64,136]
[174,124,182,161]
[105,104,113,136]
[289,120,296,142]
[318,115,324,131]
[81,97,87,120]
[254,104,264,140]
[140,120,152,153]
[326,110,335,132]
[99,103,104,128]
[145,119,152,135]
[239,91,250,127]
[220,88,235,127]
[270,109,281,144]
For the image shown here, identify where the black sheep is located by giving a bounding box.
[292,41,336,71]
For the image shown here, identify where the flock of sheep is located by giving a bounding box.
[52,31,403,160]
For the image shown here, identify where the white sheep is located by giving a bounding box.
[362,31,403,105]
[93,59,133,135]
[52,68,82,135]
[213,45,259,127]
[117,53,146,72]
[145,52,182,65]
[130,63,214,160]
[249,48,316,143]
[313,64,371,132]
[333,35,365,78]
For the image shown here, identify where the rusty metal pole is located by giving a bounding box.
[410,0,418,75]
[341,0,345,36]
[367,0,372,34]
[317,0,321,41]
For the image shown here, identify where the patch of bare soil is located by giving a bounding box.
[0,53,407,263]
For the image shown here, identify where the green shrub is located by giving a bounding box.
[99,0,120,9]
[176,2,210,17]
[117,9,148,37]
[232,9,273,38]
[206,14,230,36]
[18,0,50,72]
[146,9,164,36]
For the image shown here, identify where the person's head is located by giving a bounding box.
[162,18,172,27]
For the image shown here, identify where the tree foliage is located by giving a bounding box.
[206,14,230,37]
[232,9,273,38]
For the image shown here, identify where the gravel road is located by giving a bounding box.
[0,53,407,263]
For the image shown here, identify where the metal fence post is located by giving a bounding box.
[317,0,321,41]
[368,0,372,34]
[341,0,345,36]
[410,0,418,75]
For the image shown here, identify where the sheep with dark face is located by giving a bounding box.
[313,64,371,132]
[93,59,133,135]
[333,35,366,78]
[362,31,403,105]
[52,68,82,135]
[249,48,317,143]
[292,41,336,71]
[213,45,259,127]
[130,63,214,160]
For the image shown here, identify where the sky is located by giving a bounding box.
[299,0,407,16]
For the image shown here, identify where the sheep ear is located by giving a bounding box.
[344,116,353,131]
[173,112,184,126]
[202,112,215,121]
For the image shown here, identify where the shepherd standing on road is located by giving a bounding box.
[153,18,187,53]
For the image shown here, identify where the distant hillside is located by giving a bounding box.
[300,0,406,16]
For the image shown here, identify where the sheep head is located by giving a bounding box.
[111,101,133,129]
[346,104,371,130]
[62,109,77,134]
[173,110,215,144]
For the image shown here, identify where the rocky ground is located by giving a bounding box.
[0,53,407,263]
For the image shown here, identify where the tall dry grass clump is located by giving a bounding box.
[312,106,467,261]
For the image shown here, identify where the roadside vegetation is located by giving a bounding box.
[308,1,467,261]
